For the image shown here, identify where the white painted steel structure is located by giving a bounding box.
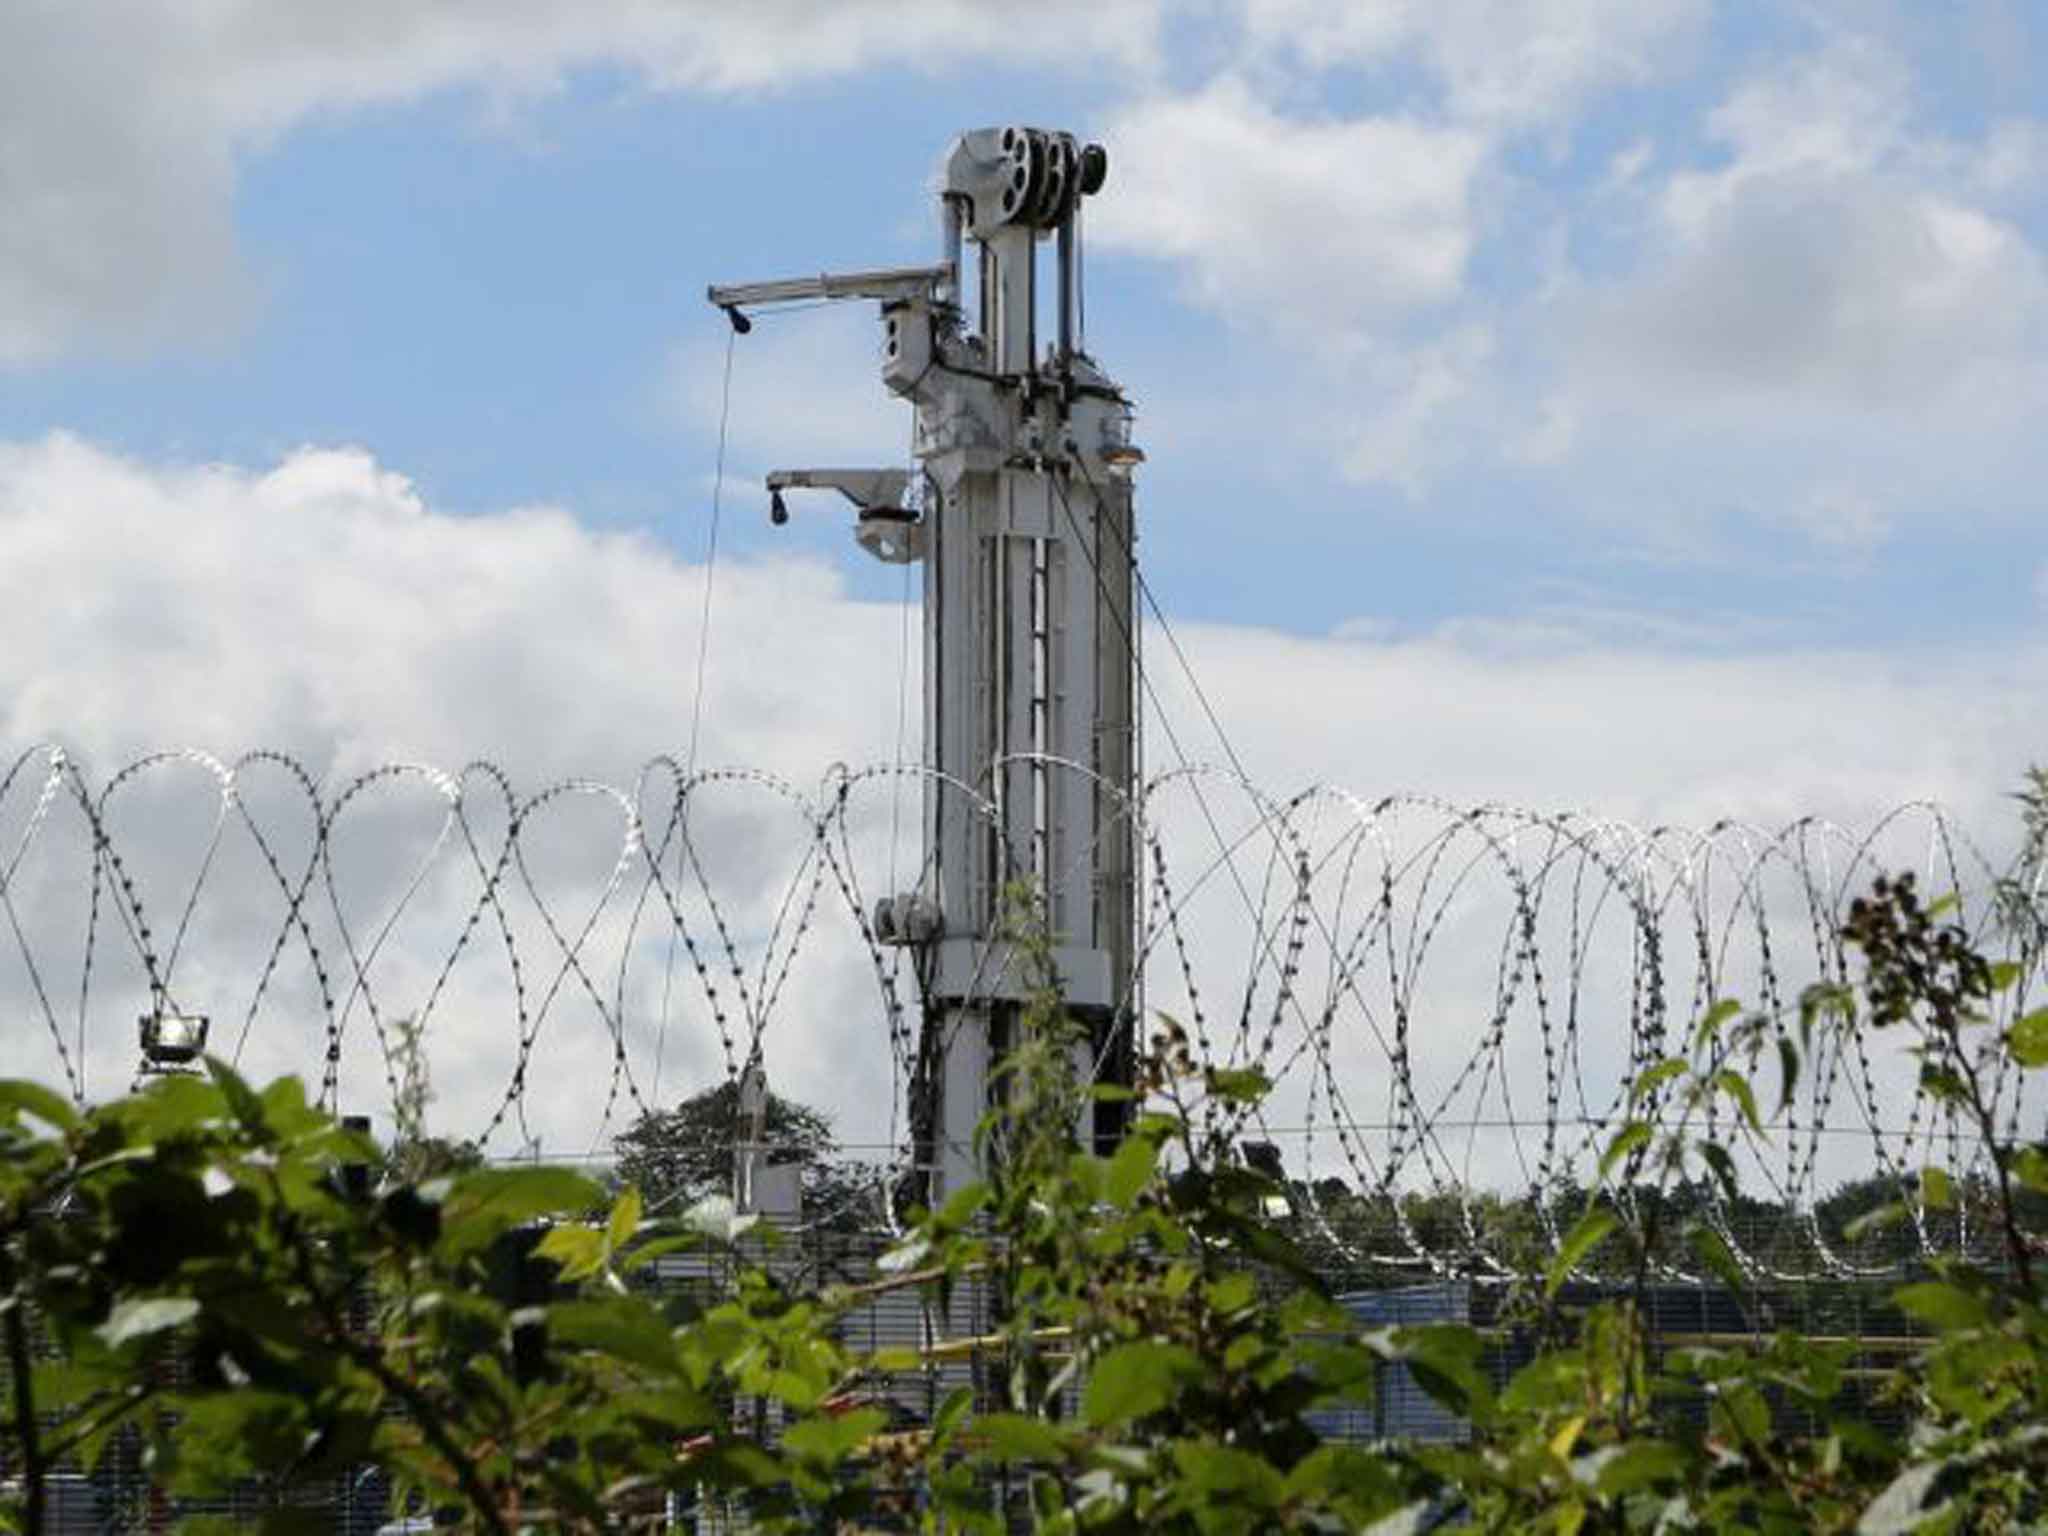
[709,128,1141,1200]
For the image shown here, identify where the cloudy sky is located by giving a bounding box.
[2,2,2044,1191]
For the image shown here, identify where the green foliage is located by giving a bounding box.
[609,1075,886,1235]
[8,795,2048,1532]
[0,1060,879,1533]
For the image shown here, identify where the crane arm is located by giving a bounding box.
[707,263,951,312]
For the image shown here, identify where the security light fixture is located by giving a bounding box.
[1102,402,1145,480]
[1102,442,1146,479]
[138,1010,209,1072]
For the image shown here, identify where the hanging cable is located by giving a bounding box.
[1050,460,1463,1180]
[1073,451,1252,786]
[654,325,740,1109]
[1044,465,1284,974]
[687,327,738,773]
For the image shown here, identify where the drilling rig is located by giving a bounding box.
[711,127,1142,1203]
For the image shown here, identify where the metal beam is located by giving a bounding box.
[706,263,952,311]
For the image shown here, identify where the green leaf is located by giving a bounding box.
[2013,1144,2048,1196]
[439,1166,603,1253]
[1686,1222,1747,1296]
[1104,1132,1157,1209]
[974,1412,1068,1462]
[1081,1340,1201,1426]
[1547,1208,1619,1297]
[1919,1165,1955,1210]
[1172,1440,1284,1499]
[203,1056,269,1139]
[534,1223,605,1279]
[617,1232,703,1274]
[1203,1067,1270,1104]
[257,1076,328,1141]
[547,1298,687,1378]
[1629,1058,1688,1102]
[2008,1008,2048,1067]
[1599,1121,1652,1182]
[1593,1440,1687,1497]
[1893,1281,1990,1332]
[97,1296,199,1348]
[159,1390,312,1495]
[1775,1036,1801,1115]
[935,1181,989,1228]
[932,1386,973,1441]
[1281,1443,1403,1508]
[607,1183,643,1252]
[0,1079,78,1133]
[1696,1140,1741,1204]
[121,1072,225,1137]
[1713,1069,1763,1132]
[780,1407,884,1463]
[1712,1381,1770,1446]
[1694,997,1743,1050]
[1919,1064,1970,1103]
[1387,1324,1495,1420]
[1799,980,1855,1033]
[1206,1270,1257,1314]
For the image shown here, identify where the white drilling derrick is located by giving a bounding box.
[710,127,1142,1202]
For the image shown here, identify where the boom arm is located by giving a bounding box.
[764,468,908,509]
[707,263,952,312]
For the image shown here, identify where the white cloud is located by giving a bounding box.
[0,434,909,778]
[1482,34,2048,551]
[1338,323,1494,490]
[1969,117,2048,199]
[1152,608,2042,875]
[1589,40,2048,409]
[1504,393,1578,467]
[1663,37,1911,230]
[1237,0,1705,129]
[1772,483,1889,551]
[0,0,1162,365]
[1092,77,1484,341]
[665,305,910,480]
[1597,179,2044,408]
[1603,137,1655,191]
[3,432,2043,1196]
[0,431,923,1156]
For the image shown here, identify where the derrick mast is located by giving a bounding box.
[711,127,1141,1201]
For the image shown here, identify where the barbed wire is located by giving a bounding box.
[0,742,2040,1282]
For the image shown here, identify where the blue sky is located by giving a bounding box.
[7,1,2043,649]
[4,2,2048,1151]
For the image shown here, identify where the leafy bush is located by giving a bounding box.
[3,853,2048,1531]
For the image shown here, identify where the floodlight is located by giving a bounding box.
[139,1011,209,1070]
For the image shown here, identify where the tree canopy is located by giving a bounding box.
[610,1077,838,1214]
